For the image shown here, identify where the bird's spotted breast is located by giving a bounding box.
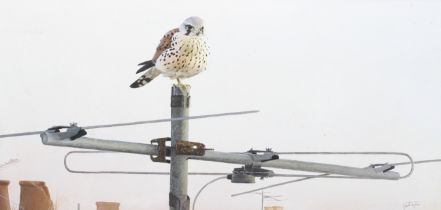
[155,35,209,79]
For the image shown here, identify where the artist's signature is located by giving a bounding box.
[403,201,420,210]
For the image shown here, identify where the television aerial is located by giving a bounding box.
[2,84,440,210]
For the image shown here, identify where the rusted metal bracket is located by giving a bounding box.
[176,140,205,156]
[150,137,171,163]
[150,138,205,162]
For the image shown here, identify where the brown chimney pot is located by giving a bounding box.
[19,180,54,210]
[0,180,11,210]
[96,201,120,210]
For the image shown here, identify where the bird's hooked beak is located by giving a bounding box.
[196,27,204,36]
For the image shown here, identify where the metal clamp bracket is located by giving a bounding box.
[150,137,171,163]
[45,123,87,140]
[150,138,206,162]
[246,148,279,167]
[367,163,395,173]
[176,140,205,156]
[228,165,275,183]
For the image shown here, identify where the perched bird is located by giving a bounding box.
[130,16,209,88]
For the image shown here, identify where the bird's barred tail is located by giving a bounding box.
[136,60,155,74]
[130,68,161,88]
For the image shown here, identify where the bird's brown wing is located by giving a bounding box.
[152,28,180,62]
[135,28,180,75]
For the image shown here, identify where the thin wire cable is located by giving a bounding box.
[83,110,259,129]
[255,191,283,210]
[231,173,330,197]
[192,176,227,210]
[64,151,230,176]
[63,151,403,178]
[63,151,365,178]
[64,150,440,198]
[393,159,441,166]
[264,196,282,202]
[0,110,259,139]
[63,151,415,179]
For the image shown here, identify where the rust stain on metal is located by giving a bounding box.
[176,140,205,156]
[150,138,205,161]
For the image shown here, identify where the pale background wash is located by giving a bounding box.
[1,0,441,209]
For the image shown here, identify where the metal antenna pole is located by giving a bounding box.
[170,85,190,210]
[261,190,264,210]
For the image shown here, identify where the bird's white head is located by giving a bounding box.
[179,16,205,37]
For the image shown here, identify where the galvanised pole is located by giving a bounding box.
[169,85,190,210]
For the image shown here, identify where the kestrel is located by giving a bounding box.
[130,16,209,88]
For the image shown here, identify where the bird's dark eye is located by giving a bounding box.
[185,24,193,30]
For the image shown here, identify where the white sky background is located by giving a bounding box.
[1,0,441,209]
